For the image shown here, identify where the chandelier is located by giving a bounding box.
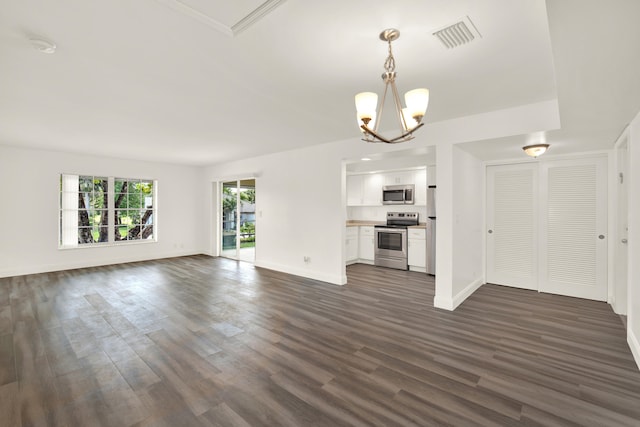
[355,29,429,144]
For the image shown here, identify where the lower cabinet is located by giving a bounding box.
[358,226,375,264]
[408,228,427,272]
[346,226,359,264]
[348,225,426,271]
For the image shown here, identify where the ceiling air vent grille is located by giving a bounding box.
[433,16,481,49]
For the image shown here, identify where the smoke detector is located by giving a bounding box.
[29,38,56,54]
[432,16,482,49]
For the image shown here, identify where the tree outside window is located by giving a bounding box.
[60,175,156,247]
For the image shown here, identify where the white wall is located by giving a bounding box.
[433,144,484,310]
[628,110,640,368]
[452,145,484,299]
[0,144,205,277]
[203,144,346,284]
[434,143,454,308]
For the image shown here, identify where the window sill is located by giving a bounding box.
[58,239,157,250]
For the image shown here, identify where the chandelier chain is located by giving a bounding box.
[384,41,396,73]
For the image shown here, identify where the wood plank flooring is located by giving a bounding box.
[1,255,639,426]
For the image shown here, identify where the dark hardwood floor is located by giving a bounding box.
[1,255,639,426]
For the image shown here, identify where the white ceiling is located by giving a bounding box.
[1,0,639,165]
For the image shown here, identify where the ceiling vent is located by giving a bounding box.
[433,16,482,49]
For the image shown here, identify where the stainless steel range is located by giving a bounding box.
[374,212,419,270]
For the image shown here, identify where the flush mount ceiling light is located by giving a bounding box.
[355,29,429,144]
[522,144,550,158]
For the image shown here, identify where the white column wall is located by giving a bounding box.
[452,146,485,300]
[434,143,454,308]
[434,144,484,310]
[627,110,640,368]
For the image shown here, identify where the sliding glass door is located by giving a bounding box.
[220,179,255,262]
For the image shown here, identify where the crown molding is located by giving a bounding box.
[155,0,287,37]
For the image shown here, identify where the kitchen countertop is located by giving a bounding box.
[346,220,426,229]
[346,220,385,227]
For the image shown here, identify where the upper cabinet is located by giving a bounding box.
[413,169,427,206]
[384,171,414,186]
[347,173,383,206]
[347,168,427,206]
[363,174,383,205]
[346,174,364,206]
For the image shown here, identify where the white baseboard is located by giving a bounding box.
[254,260,345,285]
[0,250,203,278]
[629,328,640,371]
[434,278,484,311]
[433,295,454,311]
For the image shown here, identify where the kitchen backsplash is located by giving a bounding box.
[348,205,428,222]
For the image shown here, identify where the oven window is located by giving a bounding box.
[378,232,403,251]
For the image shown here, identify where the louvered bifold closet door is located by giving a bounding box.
[539,157,607,301]
[486,163,538,290]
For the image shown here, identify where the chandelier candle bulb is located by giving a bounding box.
[356,113,376,133]
[404,88,430,121]
[402,108,419,130]
[355,92,378,124]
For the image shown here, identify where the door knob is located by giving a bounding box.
[622,238,628,244]
[488,229,493,234]
[598,235,605,240]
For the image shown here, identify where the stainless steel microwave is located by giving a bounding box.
[382,184,415,205]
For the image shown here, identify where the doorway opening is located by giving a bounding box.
[614,135,629,314]
[221,179,256,263]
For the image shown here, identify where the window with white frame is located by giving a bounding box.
[59,175,156,248]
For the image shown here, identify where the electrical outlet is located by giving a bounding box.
[304,256,311,263]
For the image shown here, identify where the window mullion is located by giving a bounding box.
[108,176,115,243]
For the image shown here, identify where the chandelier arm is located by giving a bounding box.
[360,124,411,144]
[360,125,393,143]
[389,80,409,132]
[388,122,424,142]
[375,81,391,133]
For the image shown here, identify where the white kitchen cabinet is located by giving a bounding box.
[384,171,414,186]
[408,228,426,271]
[346,226,359,264]
[346,175,364,206]
[414,169,427,206]
[362,174,383,205]
[347,174,383,206]
[358,226,375,263]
